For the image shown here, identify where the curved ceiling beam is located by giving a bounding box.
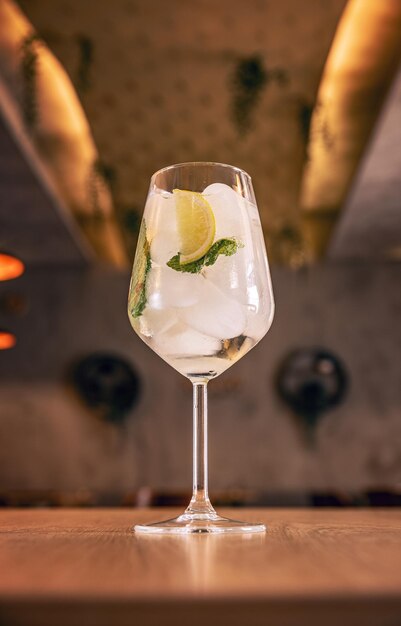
[329,65,401,261]
[0,0,128,267]
[300,0,401,260]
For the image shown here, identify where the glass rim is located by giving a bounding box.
[151,161,252,182]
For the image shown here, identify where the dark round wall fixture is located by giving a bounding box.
[72,353,142,423]
[276,348,348,438]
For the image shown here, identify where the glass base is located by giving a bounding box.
[134,511,266,534]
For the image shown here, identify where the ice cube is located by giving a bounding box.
[178,277,246,339]
[147,266,203,309]
[147,193,180,265]
[203,182,248,241]
[150,231,180,266]
[203,247,250,305]
[154,321,221,356]
[201,183,256,305]
[204,186,271,316]
[144,189,173,221]
[138,306,178,337]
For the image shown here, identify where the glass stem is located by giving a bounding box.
[186,381,215,516]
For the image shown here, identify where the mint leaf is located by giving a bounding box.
[130,221,151,317]
[166,253,204,274]
[167,238,242,274]
[204,238,240,266]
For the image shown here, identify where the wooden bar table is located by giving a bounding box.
[0,508,401,626]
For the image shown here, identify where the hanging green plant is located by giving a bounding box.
[270,224,306,269]
[122,206,141,236]
[230,55,288,134]
[75,34,93,92]
[93,159,116,193]
[298,100,314,145]
[310,101,336,152]
[86,158,117,223]
[20,33,42,129]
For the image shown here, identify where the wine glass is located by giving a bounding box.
[128,162,274,534]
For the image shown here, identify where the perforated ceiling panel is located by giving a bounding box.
[18,0,347,259]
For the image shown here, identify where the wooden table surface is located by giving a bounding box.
[0,508,401,626]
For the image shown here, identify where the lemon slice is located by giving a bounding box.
[173,189,216,264]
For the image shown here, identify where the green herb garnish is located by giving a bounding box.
[167,238,242,274]
[129,221,151,317]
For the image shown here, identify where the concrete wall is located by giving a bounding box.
[0,263,400,495]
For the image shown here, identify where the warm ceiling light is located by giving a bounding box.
[0,253,25,281]
[300,0,401,259]
[0,0,128,268]
[0,331,16,350]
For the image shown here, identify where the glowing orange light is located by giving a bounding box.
[0,331,16,350]
[0,254,25,281]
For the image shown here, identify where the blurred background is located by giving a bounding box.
[0,0,400,508]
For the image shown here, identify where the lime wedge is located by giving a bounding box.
[173,189,216,264]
